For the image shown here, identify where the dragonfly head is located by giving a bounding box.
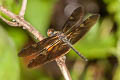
[47,29,56,37]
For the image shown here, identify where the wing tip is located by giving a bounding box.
[27,60,43,69]
[92,14,100,21]
[18,49,25,57]
[27,61,33,68]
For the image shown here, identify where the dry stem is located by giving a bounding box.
[56,57,72,80]
[0,0,72,80]
[19,0,27,17]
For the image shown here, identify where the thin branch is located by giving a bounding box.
[56,56,72,80]
[0,16,19,26]
[0,6,43,41]
[19,0,27,17]
[0,4,72,80]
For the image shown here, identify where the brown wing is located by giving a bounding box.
[28,41,70,68]
[62,6,84,33]
[18,36,59,57]
[67,14,100,44]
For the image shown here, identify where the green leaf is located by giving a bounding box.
[0,25,20,80]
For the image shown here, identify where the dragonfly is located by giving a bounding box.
[18,6,99,68]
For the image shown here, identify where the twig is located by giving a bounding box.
[19,0,27,17]
[0,16,19,26]
[56,57,72,80]
[0,1,72,80]
[0,6,43,40]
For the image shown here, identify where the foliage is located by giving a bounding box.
[0,25,20,80]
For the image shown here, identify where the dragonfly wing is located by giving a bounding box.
[28,50,48,68]
[18,36,58,57]
[62,6,84,33]
[67,14,100,44]
[28,41,70,68]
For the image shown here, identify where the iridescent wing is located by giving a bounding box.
[18,36,59,57]
[28,41,70,68]
[62,6,84,33]
[66,14,100,44]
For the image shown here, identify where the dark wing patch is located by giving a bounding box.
[62,6,84,33]
[18,36,58,57]
[28,41,70,68]
[67,14,100,44]
[28,50,48,68]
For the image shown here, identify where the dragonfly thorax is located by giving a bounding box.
[48,28,65,37]
[47,29,68,42]
[47,29,63,37]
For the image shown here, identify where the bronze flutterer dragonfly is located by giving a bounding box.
[19,6,99,68]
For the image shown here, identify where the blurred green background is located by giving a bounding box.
[0,0,120,80]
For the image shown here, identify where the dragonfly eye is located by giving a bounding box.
[47,29,55,37]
